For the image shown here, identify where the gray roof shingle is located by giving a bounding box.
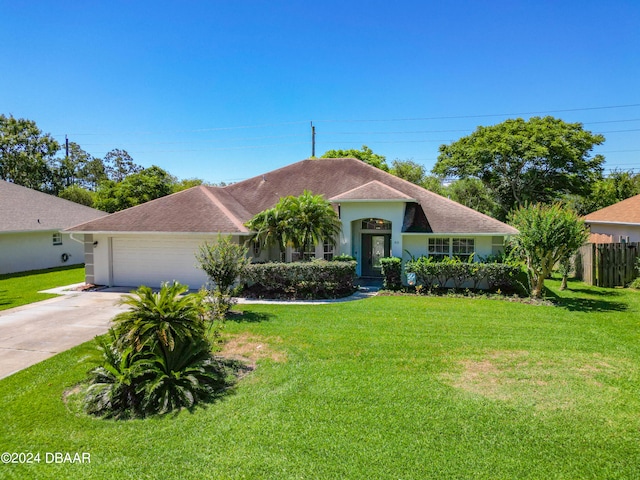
[1,180,107,233]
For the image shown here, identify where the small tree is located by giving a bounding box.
[196,235,250,318]
[508,203,588,298]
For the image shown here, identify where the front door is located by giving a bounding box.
[361,234,391,277]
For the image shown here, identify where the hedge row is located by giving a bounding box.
[244,260,357,299]
[404,257,522,292]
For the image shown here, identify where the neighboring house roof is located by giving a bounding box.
[0,180,107,233]
[67,158,518,235]
[583,194,640,225]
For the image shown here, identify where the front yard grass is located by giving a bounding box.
[0,265,85,311]
[1,279,639,478]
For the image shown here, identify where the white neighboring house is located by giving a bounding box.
[584,193,640,243]
[0,180,107,274]
[66,158,518,288]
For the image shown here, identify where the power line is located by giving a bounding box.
[314,103,640,124]
[53,102,640,137]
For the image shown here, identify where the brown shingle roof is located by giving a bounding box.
[584,194,640,225]
[67,158,518,235]
[67,186,249,233]
[0,180,107,233]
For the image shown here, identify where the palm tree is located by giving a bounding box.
[245,190,341,261]
[284,190,342,257]
[245,206,287,259]
[113,281,205,352]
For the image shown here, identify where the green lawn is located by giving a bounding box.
[0,265,85,311]
[1,279,639,479]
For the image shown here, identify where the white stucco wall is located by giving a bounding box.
[588,223,640,243]
[0,231,84,274]
[337,201,406,276]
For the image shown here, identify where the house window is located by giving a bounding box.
[361,218,391,231]
[491,236,504,256]
[452,238,475,261]
[292,244,316,261]
[428,238,475,261]
[52,233,62,246]
[427,238,449,261]
[323,240,334,261]
[252,240,261,257]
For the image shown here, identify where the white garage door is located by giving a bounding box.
[112,237,209,289]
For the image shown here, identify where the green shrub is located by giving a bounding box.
[379,257,402,290]
[244,260,356,298]
[404,257,521,293]
[332,253,356,262]
[196,236,250,297]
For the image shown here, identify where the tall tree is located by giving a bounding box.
[446,178,499,217]
[321,145,389,171]
[94,165,175,213]
[433,116,605,219]
[390,159,426,184]
[104,149,142,182]
[508,203,588,298]
[172,177,204,193]
[0,114,60,191]
[420,175,446,196]
[54,141,100,190]
[58,185,96,207]
[566,170,640,215]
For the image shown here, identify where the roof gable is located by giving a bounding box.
[0,180,107,233]
[584,194,640,225]
[329,180,415,202]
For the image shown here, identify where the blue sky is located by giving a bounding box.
[1,1,638,184]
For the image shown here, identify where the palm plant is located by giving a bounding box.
[286,190,342,256]
[244,206,288,259]
[138,337,226,415]
[113,281,205,352]
[245,190,341,261]
[83,330,145,419]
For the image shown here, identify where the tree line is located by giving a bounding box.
[0,114,204,212]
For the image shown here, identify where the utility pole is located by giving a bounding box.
[65,135,69,157]
[311,121,316,157]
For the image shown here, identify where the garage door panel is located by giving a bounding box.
[112,237,208,288]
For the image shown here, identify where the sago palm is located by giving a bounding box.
[113,281,205,352]
[137,337,225,415]
[83,330,145,419]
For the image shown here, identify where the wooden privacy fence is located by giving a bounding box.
[575,242,638,288]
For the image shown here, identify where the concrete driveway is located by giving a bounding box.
[0,288,129,379]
